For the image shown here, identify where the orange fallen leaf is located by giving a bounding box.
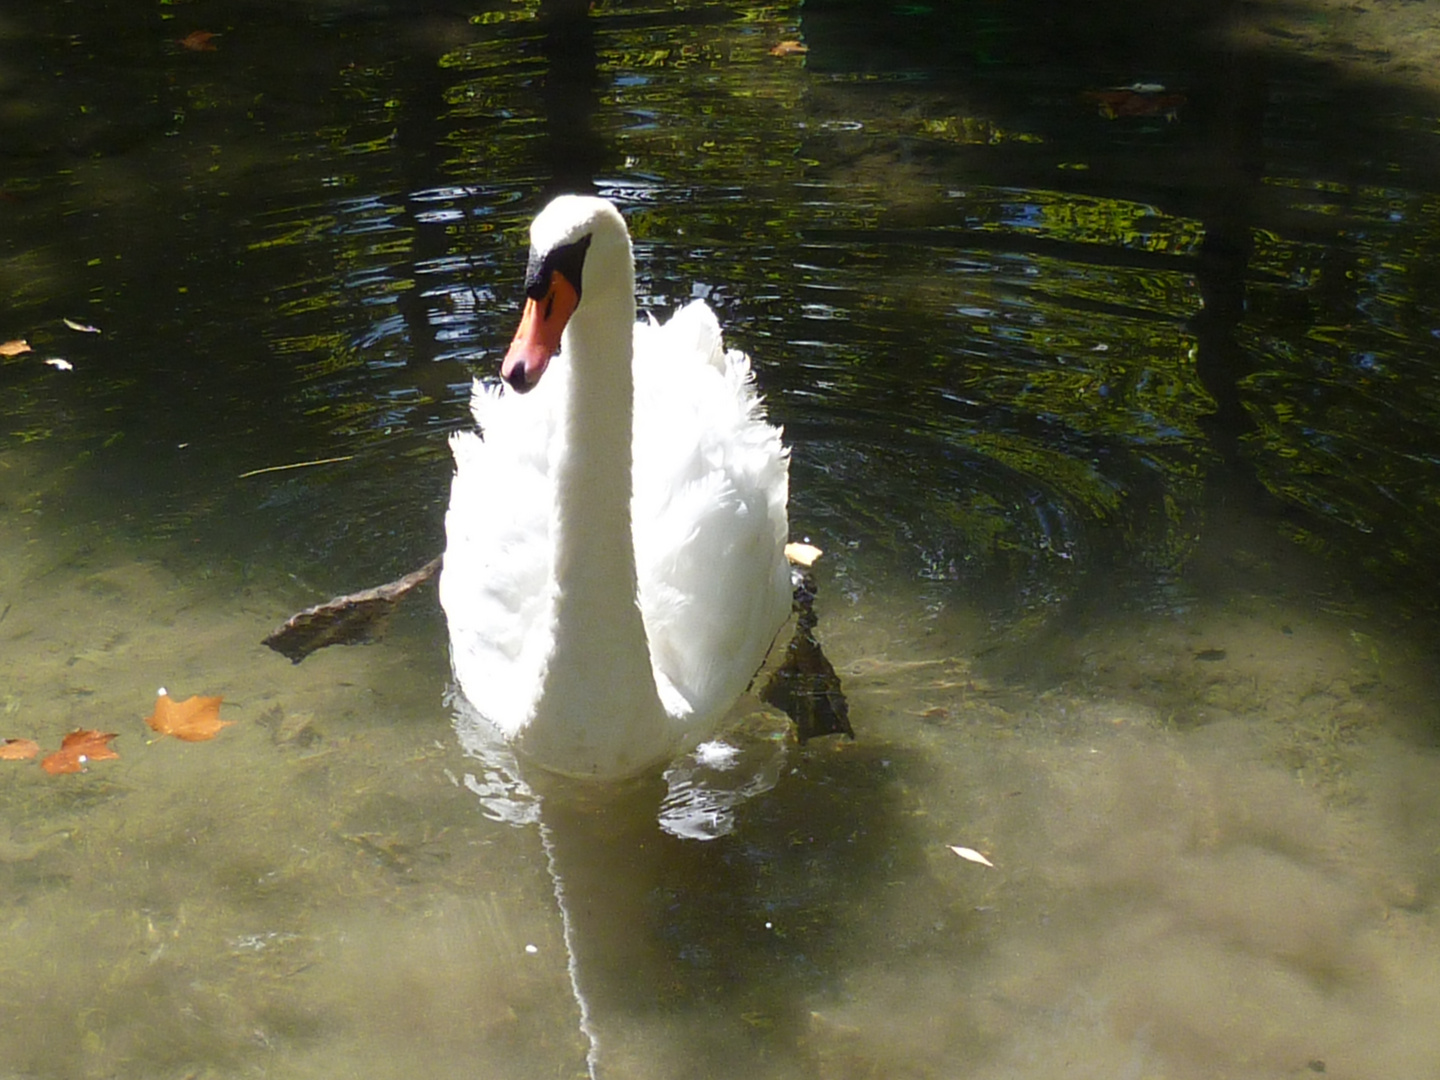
[770,40,808,57]
[41,730,120,774]
[1,737,41,761]
[178,30,219,52]
[146,690,231,741]
[0,339,32,358]
[1083,87,1186,120]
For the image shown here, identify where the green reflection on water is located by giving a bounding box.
[1239,178,1440,593]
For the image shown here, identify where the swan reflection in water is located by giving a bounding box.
[453,691,859,1080]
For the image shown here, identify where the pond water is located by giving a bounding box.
[4,1,1440,1077]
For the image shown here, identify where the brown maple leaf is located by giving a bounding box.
[0,737,41,761]
[0,339,32,358]
[178,30,219,52]
[41,730,120,775]
[1083,88,1186,120]
[146,690,231,741]
[770,40,808,57]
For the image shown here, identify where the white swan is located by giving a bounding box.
[440,195,792,780]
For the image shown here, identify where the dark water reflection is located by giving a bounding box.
[5,1,1440,1077]
[6,0,1436,612]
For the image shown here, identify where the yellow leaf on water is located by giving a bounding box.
[0,339,32,358]
[784,541,823,567]
[146,690,232,741]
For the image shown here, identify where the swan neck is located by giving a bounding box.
[528,265,670,776]
[554,295,639,607]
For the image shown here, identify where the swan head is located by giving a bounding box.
[501,196,632,394]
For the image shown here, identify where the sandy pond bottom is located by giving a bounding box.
[3,446,1440,1080]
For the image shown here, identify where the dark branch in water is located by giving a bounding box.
[262,552,854,745]
[760,569,853,743]
[262,556,442,663]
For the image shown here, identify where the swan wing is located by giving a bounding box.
[632,300,792,726]
[440,376,562,737]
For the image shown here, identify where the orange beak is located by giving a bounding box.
[500,271,580,393]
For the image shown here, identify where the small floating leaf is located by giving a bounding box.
[41,730,119,774]
[949,845,994,867]
[62,318,101,333]
[0,339,32,357]
[784,541,823,568]
[44,357,74,371]
[146,690,231,741]
[1083,86,1186,120]
[178,30,219,51]
[0,737,41,761]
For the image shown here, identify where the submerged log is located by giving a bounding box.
[262,556,442,663]
[262,547,852,744]
[759,567,853,743]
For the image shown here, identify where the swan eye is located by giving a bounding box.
[524,234,592,304]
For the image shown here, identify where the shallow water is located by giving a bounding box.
[4,1,1440,1077]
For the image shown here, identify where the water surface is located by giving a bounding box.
[3,2,1440,1077]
